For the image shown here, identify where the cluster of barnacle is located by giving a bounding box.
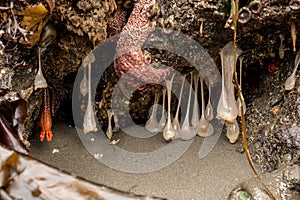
[152,0,199,34]
[56,0,117,45]
[236,0,300,26]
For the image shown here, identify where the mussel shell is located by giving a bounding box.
[38,24,56,49]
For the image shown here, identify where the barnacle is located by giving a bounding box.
[146,3,160,19]
[143,50,151,65]
[249,0,262,14]
[163,15,175,34]
[157,17,164,27]
[289,0,300,11]
[238,7,252,24]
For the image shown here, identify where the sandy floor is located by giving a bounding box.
[29,122,254,200]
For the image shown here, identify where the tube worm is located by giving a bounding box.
[205,82,213,121]
[158,89,166,131]
[113,112,120,132]
[34,24,56,90]
[106,109,113,139]
[289,0,300,11]
[83,52,98,134]
[249,0,262,14]
[291,21,297,52]
[34,47,47,90]
[163,74,176,141]
[285,50,300,91]
[217,42,242,124]
[172,75,185,135]
[238,7,252,24]
[191,72,199,128]
[179,72,196,141]
[197,76,214,137]
[199,18,205,37]
[40,88,52,142]
[80,66,88,96]
[145,92,161,133]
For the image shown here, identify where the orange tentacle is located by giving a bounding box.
[40,88,53,142]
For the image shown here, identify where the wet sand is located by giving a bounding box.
[30,122,254,200]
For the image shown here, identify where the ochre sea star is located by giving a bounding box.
[114,0,173,90]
